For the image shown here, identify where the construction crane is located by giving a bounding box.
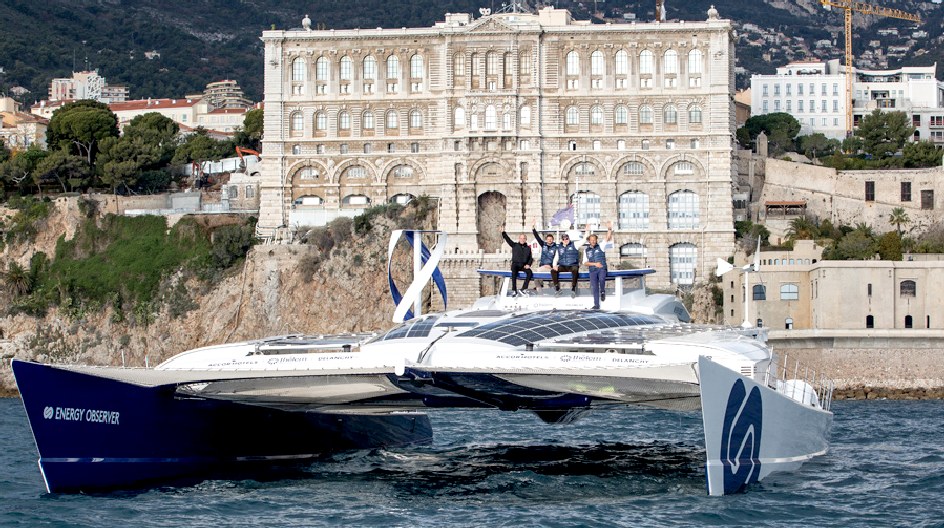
[819,0,921,135]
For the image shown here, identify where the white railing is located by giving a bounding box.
[763,351,834,412]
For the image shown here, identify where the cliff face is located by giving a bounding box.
[0,197,432,394]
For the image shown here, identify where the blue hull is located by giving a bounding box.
[12,360,432,493]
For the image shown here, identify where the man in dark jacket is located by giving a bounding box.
[502,225,533,296]
[532,220,559,292]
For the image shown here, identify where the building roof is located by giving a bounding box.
[109,98,198,112]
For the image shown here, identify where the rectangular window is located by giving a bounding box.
[921,189,934,210]
[901,182,912,202]
[798,100,804,112]
[865,181,875,202]
[762,101,768,112]
[833,83,839,96]
[833,100,838,112]
[774,84,781,96]
[798,84,804,96]
[867,283,872,297]
[762,84,769,96]
[786,83,792,96]
[774,100,781,111]
[913,115,921,127]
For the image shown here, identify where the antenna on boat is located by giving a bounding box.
[716,238,761,328]
[387,230,448,323]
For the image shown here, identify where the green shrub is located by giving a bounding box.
[4,196,54,245]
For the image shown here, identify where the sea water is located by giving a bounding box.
[1,398,942,527]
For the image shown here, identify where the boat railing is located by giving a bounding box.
[763,351,834,412]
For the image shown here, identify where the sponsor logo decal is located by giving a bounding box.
[720,378,763,494]
[42,406,120,425]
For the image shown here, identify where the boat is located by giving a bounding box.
[12,230,834,495]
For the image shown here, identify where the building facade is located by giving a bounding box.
[722,241,944,331]
[48,70,128,104]
[257,7,737,288]
[750,60,944,141]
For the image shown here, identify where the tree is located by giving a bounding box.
[0,148,49,195]
[824,230,876,260]
[46,100,119,165]
[122,112,179,169]
[2,261,33,297]
[34,151,93,193]
[0,142,10,164]
[172,127,235,165]
[786,216,819,241]
[855,110,913,159]
[797,133,840,159]
[888,207,911,237]
[234,108,263,151]
[876,231,902,261]
[902,141,943,168]
[737,112,802,155]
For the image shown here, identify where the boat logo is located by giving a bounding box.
[43,407,54,419]
[720,378,763,494]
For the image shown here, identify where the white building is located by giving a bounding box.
[256,6,738,288]
[48,70,128,104]
[750,60,944,141]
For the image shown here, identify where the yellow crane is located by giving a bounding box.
[819,0,921,135]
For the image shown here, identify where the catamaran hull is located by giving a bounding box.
[12,360,432,493]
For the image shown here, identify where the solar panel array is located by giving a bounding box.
[379,316,440,341]
[457,310,663,347]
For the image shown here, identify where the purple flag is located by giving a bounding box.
[549,204,574,226]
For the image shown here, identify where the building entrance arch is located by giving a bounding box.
[476,191,507,252]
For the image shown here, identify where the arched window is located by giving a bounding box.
[688,49,703,74]
[639,50,654,75]
[338,111,351,131]
[314,112,327,132]
[590,106,604,126]
[385,110,399,131]
[470,53,480,76]
[900,280,916,297]
[502,112,511,130]
[572,191,601,226]
[618,191,649,230]
[591,50,605,76]
[519,51,531,75]
[410,54,424,78]
[620,243,647,258]
[866,314,874,328]
[294,195,324,205]
[780,284,799,300]
[362,111,374,130]
[565,51,580,76]
[663,50,678,75]
[454,107,466,128]
[674,161,694,175]
[316,57,329,81]
[621,162,644,176]
[668,190,699,229]
[905,315,913,328]
[520,106,531,126]
[753,285,766,301]
[565,106,579,126]
[290,111,303,135]
[486,52,500,75]
[615,50,629,75]
[663,104,678,124]
[363,56,377,80]
[615,105,628,125]
[503,52,513,76]
[391,165,414,179]
[639,105,653,124]
[342,165,367,179]
[342,194,371,206]
[669,243,697,285]
[574,162,596,177]
[689,105,703,124]
[390,193,414,204]
[485,105,497,130]
[386,55,400,78]
[340,56,353,81]
[296,167,320,180]
[291,58,306,82]
[785,317,794,330]
[409,110,422,129]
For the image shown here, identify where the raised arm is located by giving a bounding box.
[605,220,614,243]
[501,227,514,248]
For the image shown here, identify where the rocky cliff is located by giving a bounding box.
[0,196,434,395]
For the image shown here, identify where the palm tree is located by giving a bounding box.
[889,207,910,237]
[3,262,33,297]
[786,216,818,241]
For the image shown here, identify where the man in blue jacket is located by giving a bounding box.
[555,232,582,297]
[501,224,533,296]
[584,221,614,309]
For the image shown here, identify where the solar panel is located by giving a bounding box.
[379,316,440,341]
[457,310,663,347]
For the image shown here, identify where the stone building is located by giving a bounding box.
[257,6,737,288]
[721,241,944,331]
